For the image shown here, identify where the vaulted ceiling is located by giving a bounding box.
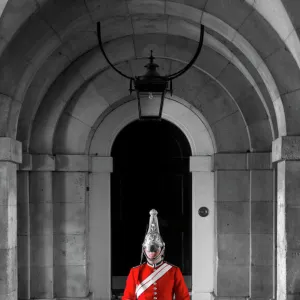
[0,0,299,155]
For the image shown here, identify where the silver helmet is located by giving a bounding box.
[142,209,165,265]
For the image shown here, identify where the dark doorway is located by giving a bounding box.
[111,119,192,292]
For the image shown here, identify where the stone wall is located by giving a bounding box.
[16,152,275,300]
[0,138,21,300]
[214,153,274,300]
[18,154,90,300]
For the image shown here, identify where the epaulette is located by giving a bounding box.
[164,261,177,268]
[132,262,145,269]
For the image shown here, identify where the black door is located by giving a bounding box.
[111,119,192,292]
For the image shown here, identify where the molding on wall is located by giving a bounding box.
[0,137,22,163]
[272,136,300,162]
[18,154,113,172]
[18,153,272,171]
[214,152,272,170]
[190,156,212,172]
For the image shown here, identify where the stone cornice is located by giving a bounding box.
[272,136,300,162]
[214,152,272,170]
[0,137,22,163]
[19,154,113,172]
[18,153,272,171]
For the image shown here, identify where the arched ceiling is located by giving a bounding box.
[0,0,299,155]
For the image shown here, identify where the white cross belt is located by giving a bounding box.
[135,263,173,298]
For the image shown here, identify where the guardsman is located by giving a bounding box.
[122,209,190,300]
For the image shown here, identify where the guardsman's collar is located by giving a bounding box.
[147,260,164,268]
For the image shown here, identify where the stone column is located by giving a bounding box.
[19,154,92,300]
[53,155,89,299]
[249,153,274,300]
[0,137,22,300]
[89,156,113,300]
[272,136,300,300]
[17,154,31,299]
[190,156,214,300]
[214,153,250,298]
[213,152,275,299]
[29,155,55,299]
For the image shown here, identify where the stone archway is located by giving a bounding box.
[88,97,215,300]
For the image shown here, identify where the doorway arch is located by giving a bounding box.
[88,98,215,300]
[111,119,192,293]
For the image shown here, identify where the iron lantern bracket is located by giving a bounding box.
[96,20,204,118]
[97,21,204,85]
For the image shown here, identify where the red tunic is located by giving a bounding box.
[122,262,190,300]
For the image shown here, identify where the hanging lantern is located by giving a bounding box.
[97,22,204,120]
[133,51,168,119]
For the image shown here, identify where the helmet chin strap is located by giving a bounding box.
[144,248,165,267]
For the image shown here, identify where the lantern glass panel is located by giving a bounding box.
[137,91,164,118]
